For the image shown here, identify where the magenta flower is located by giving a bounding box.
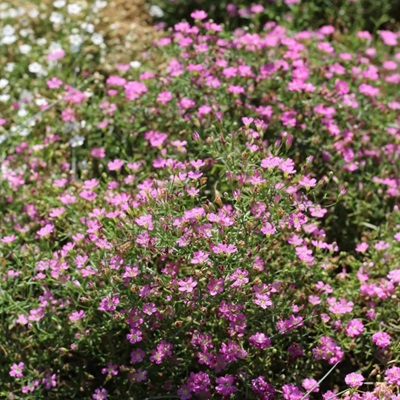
[101,363,118,376]
[130,348,145,364]
[215,375,237,396]
[126,329,143,344]
[42,373,57,389]
[207,278,224,296]
[249,333,271,349]
[93,388,107,400]
[345,372,364,388]
[282,384,303,400]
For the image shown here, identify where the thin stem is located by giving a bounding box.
[300,361,340,400]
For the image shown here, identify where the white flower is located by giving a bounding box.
[19,44,32,54]
[0,134,9,144]
[37,38,47,46]
[18,108,28,118]
[53,0,66,8]
[67,4,82,14]
[91,33,103,45]
[69,134,85,147]
[50,12,64,24]
[19,29,31,37]
[130,61,141,69]
[19,128,31,137]
[5,63,15,72]
[49,41,63,51]
[2,25,15,37]
[149,5,164,18]
[69,34,83,47]
[28,62,45,74]
[1,26,17,44]
[0,79,9,89]
[81,22,94,33]
[1,35,17,45]
[93,0,107,11]
[35,98,48,107]
[0,94,10,102]
[28,8,39,18]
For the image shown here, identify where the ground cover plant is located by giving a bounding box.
[0,1,400,399]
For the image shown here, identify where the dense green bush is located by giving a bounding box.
[150,0,400,32]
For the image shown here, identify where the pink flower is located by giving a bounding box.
[191,10,208,20]
[47,49,65,61]
[380,30,398,46]
[177,277,198,293]
[108,159,124,171]
[388,269,400,284]
[10,362,24,378]
[37,224,54,237]
[242,117,254,126]
[372,331,391,348]
[282,384,303,400]
[249,333,271,349]
[124,81,147,100]
[69,310,85,322]
[215,375,237,396]
[359,83,379,97]
[135,214,154,231]
[385,366,400,385]
[302,378,319,392]
[130,348,145,364]
[1,235,16,243]
[191,250,209,264]
[93,388,107,400]
[157,91,173,104]
[345,372,364,388]
[47,77,63,89]
[299,176,317,189]
[356,242,369,253]
[207,278,224,295]
[345,319,364,337]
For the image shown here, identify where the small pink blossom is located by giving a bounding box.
[372,331,391,348]
[108,159,124,171]
[10,362,24,378]
[345,372,364,388]
[37,224,54,237]
[191,10,208,20]
[177,277,198,293]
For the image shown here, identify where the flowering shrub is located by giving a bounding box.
[1,1,400,399]
[150,0,400,32]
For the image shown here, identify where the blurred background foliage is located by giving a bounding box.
[150,0,400,32]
